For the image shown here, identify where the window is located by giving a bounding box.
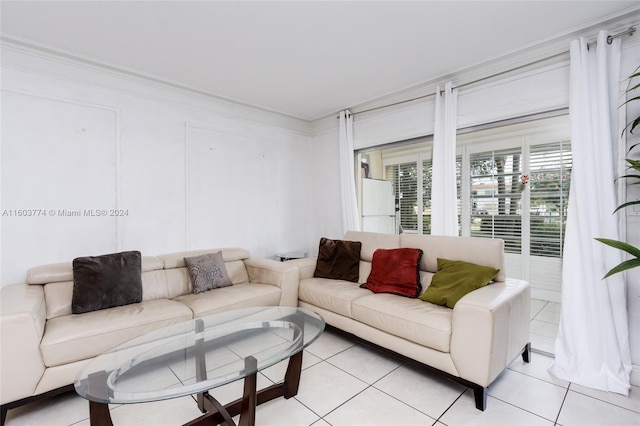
[358,114,570,301]
[384,156,461,235]
[468,143,572,257]
[385,162,418,232]
[529,142,572,258]
[470,147,523,253]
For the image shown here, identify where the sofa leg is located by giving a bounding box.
[473,386,487,411]
[0,384,75,426]
[522,342,532,363]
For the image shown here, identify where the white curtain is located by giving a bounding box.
[549,31,631,395]
[339,110,360,234]
[431,82,459,236]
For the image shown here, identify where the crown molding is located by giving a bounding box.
[311,7,640,124]
[0,35,314,136]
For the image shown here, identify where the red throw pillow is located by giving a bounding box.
[361,248,423,297]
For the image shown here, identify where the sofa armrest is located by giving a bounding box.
[243,258,300,307]
[1,283,47,404]
[449,278,530,387]
[286,257,317,280]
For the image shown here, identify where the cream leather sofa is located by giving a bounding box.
[293,231,531,411]
[0,248,299,423]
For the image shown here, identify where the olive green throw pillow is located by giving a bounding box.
[420,258,500,308]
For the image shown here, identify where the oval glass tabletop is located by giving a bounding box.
[74,306,324,404]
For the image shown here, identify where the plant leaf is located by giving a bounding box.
[629,142,640,153]
[622,95,640,107]
[613,200,640,213]
[602,258,640,279]
[595,238,640,257]
[614,174,640,182]
[630,116,640,134]
[628,81,640,92]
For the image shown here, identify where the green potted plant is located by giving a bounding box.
[595,70,640,278]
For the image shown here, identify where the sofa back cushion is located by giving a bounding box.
[31,248,251,320]
[400,234,505,282]
[344,231,400,262]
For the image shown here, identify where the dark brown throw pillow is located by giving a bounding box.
[184,251,233,294]
[361,248,423,297]
[72,251,142,314]
[313,237,362,282]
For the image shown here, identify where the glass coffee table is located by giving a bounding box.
[75,306,324,426]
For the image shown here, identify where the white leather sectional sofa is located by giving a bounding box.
[0,248,299,423]
[1,232,530,419]
[293,231,531,410]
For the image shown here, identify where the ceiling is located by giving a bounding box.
[2,1,639,121]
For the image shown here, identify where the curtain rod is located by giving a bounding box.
[337,26,636,119]
[587,26,636,49]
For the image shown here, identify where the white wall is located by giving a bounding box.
[308,126,343,254]
[0,43,312,287]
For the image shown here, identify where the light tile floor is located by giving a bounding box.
[6,301,640,426]
[530,298,561,355]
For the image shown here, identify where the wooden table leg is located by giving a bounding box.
[89,401,113,426]
[238,356,257,426]
[284,351,303,398]
[87,370,113,426]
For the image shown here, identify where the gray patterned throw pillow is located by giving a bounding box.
[184,251,232,294]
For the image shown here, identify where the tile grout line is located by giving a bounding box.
[554,384,571,425]
[431,389,466,426]
[566,383,640,416]
[488,393,562,424]
[367,363,441,423]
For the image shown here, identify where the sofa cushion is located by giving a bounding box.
[361,248,423,297]
[159,248,250,269]
[351,293,453,352]
[400,233,505,281]
[299,278,372,317]
[172,282,281,318]
[184,251,233,294]
[40,299,193,367]
[313,237,362,282]
[71,251,143,314]
[420,258,500,308]
[344,231,400,262]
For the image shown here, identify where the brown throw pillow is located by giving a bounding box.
[72,251,143,314]
[361,248,423,297]
[313,237,362,282]
[184,251,233,294]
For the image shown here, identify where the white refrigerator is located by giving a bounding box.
[361,178,396,234]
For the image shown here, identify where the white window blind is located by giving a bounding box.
[470,148,523,253]
[529,142,572,258]
[385,162,418,232]
[422,160,433,234]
